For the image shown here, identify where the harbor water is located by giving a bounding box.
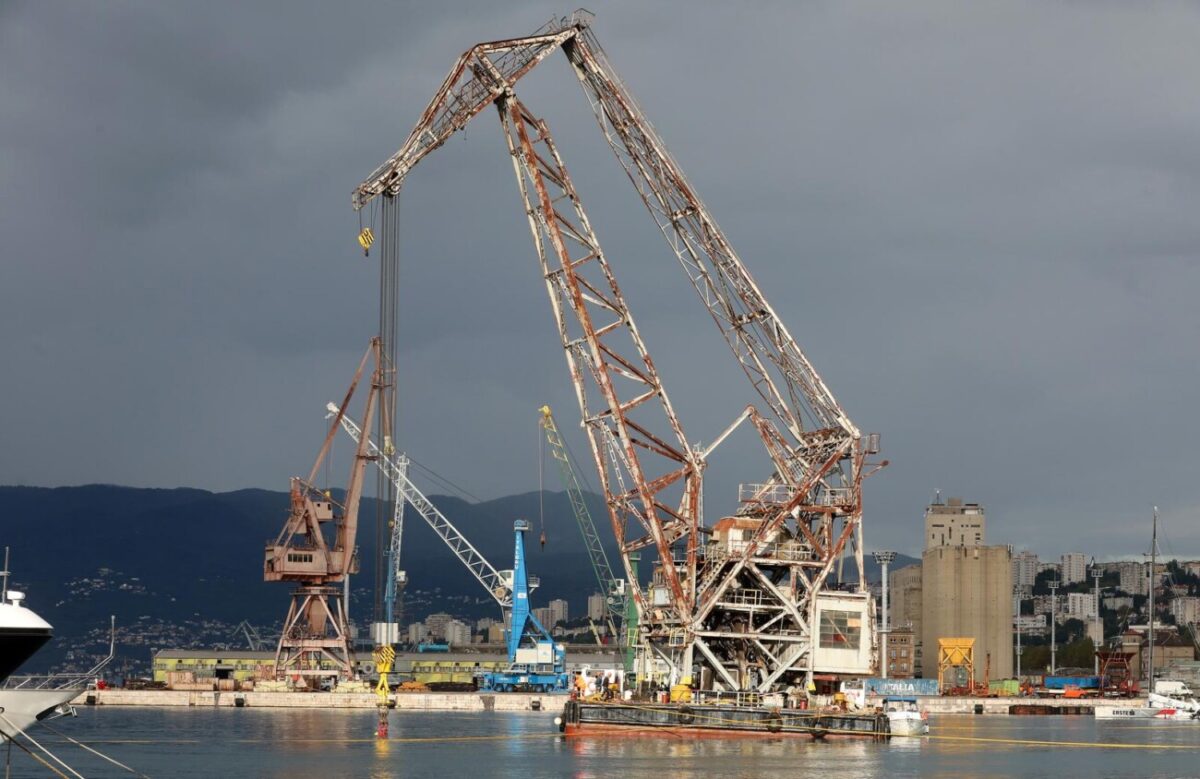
[19,708,1200,778]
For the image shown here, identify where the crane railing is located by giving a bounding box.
[329,404,511,608]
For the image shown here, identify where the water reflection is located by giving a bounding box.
[48,708,1200,779]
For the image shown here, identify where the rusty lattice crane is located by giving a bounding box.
[264,338,383,683]
[353,12,884,692]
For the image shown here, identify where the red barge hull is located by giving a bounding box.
[558,701,891,740]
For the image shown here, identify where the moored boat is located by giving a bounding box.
[0,558,114,740]
[882,696,929,736]
[1095,697,1200,721]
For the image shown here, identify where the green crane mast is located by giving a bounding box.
[539,405,628,641]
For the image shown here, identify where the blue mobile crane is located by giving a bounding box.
[332,409,567,693]
[476,520,569,693]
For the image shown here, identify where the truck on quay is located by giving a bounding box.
[1040,676,1101,697]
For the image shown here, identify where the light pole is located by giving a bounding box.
[1014,586,1023,682]
[873,551,897,679]
[1048,578,1060,675]
[1091,565,1104,676]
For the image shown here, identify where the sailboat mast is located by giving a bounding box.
[1148,506,1157,693]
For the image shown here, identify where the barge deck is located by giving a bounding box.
[558,700,890,739]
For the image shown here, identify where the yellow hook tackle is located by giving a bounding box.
[358,227,375,256]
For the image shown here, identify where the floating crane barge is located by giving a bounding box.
[351,10,888,738]
[559,701,890,740]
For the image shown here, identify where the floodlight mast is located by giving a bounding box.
[352,11,881,692]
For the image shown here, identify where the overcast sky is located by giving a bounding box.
[2,1,1198,560]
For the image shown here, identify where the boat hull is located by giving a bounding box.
[885,714,929,736]
[0,687,79,738]
[1094,706,1157,720]
[558,700,891,740]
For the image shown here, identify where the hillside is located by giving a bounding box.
[0,484,616,671]
[0,484,908,672]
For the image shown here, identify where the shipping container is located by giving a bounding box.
[862,678,940,697]
[988,678,1020,697]
[1044,675,1100,689]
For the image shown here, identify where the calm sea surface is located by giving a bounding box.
[18,708,1200,778]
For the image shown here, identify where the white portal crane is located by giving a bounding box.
[330,404,516,608]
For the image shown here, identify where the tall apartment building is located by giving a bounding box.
[889,564,923,674]
[921,497,1013,683]
[924,497,985,549]
[587,592,607,622]
[1109,561,1148,596]
[1060,553,1088,585]
[1012,550,1039,589]
[424,612,453,640]
[444,619,471,647]
[548,598,569,627]
[1065,592,1097,620]
[1103,595,1134,612]
[1170,596,1200,625]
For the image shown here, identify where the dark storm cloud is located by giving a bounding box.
[2,1,1198,561]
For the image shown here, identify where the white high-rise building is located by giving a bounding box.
[406,622,426,644]
[548,598,569,627]
[1066,592,1097,620]
[1012,550,1039,589]
[1060,553,1088,585]
[587,592,606,622]
[444,619,471,647]
[1170,597,1200,625]
[1112,561,1148,595]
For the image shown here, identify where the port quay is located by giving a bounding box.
[71,688,1142,716]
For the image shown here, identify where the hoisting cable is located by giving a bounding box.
[0,712,84,779]
[538,420,546,550]
[41,722,152,778]
[2,737,73,779]
[405,457,483,503]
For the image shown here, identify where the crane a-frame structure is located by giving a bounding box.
[263,338,382,682]
[353,11,883,692]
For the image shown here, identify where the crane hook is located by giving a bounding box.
[358,227,375,256]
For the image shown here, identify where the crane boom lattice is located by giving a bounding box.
[352,11,882,692]
[539,405,624,627]
[331,405,512,608]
